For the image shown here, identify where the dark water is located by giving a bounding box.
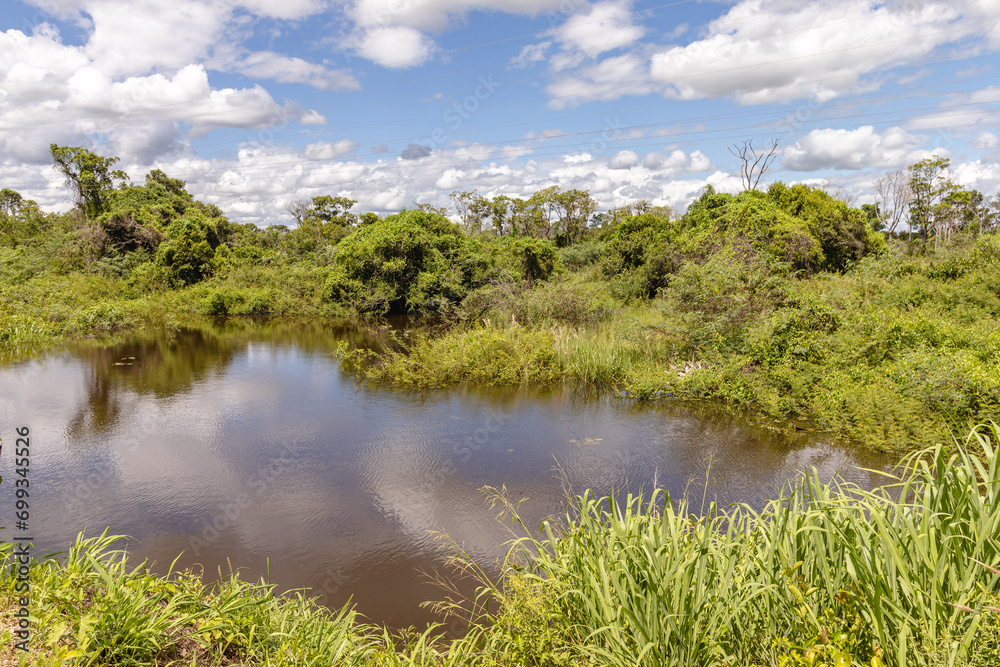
[0,321,889,629]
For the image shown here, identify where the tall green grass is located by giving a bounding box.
[475,422,1000,667]
[4,425,999,666]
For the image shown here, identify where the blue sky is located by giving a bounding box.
[1,0,999,225]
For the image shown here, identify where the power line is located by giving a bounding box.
[154,103,998,184]
[3,2,984,135]
[183,75,1000,163]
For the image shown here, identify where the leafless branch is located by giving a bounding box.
[873,170,912,234]
[729,138,779,191]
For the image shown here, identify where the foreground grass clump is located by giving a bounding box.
[479,422,1000,667]
[4,425,1000,666]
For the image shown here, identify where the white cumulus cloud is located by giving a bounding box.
[783,126,931,171]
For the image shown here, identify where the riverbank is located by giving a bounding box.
[4,237,1000,455]
[3,424,999,666]
[340,236,1000,454]
[4,188,1000,454]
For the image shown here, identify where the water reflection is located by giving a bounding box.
[0,321,889,629]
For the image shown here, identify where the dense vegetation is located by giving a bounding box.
[2,145,999,454]
[3,146,1000,664]
[3,424,999,666]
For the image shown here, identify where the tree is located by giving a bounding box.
[553,188,597,246]
[0,188,24,218]
[872,169,912,236]
[50,144,128,219]
[450,190,492,235]
[284,195,357,256]
[285,200,311,225]
[155,212,216,286]
[308,196,357,226]
[729,138,779,191]
[941,188,987,240]
[526,186,561,239]
[908,156,957,248]
[987,194,1000,235]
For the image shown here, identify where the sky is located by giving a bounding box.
[1,0,999,226]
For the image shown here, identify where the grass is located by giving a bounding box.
[4,216,1000,454]
[339,238,1000,455]
[4,424,1000,666]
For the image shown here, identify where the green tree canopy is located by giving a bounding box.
[50,144,128,219]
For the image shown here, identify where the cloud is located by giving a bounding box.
[546,52,655,109]
[303,140,360,160]
[401,143,432,160]
[371,143,390,154]
[971,132,1000,150]
[0,18,340,166]
[511,41,550,68]
[649,0,1000,104]
[608,149,639,169]
[782,126,929,171]
[235,52,360,90]
[235,0,328,20]
[951,159,1000,193]
[83,0,230,77]
[355,25,435,68]
[348,0,563,33]
[300,110,327,125]
[0,28,302,163]
[554,0,644,58]
[345,0,565,67]
[906,86,1000,132]
[642,149,711,174]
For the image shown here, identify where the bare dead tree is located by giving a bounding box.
[285,199,311,226]
[872,170,912,235]
[729,138,779,191]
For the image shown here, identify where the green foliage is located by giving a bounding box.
[284,195,357,258]
[69,301,140,333]
[0,188,47,246]
[602,212,680,299]
[461,276,617,327]
[501,236,559,284]
[480,425,1000,667]
[324,210,558,316]
[556,239,604,270]
[155,212,217,286]
[203,288,275,316]
[49,144,128,220]
[324,209,465,314]
[603,184,886,302]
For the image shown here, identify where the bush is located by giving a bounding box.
[501,237,559,284]
[324,212,560,315]
[203,289,275,316]
[604,185,887,302]
[557,240,604,270]
[69,301,139,334]
[155,213,216,286]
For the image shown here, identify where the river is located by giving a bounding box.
[0,320,889,630]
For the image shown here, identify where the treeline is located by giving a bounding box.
[3,143,1000,450]
[0,142,940,316]
[867,156,1000,245]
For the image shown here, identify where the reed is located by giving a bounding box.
[474,422,1000,666]
[4,425,999,666]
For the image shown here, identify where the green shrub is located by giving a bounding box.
[155,213,216,286]
[502,237,559,284]
[69,301,139,333]
[557,240,604,270]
